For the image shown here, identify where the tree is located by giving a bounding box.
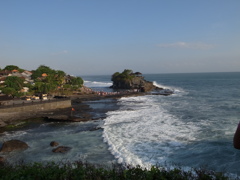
[4,65,20,71]
[3,65,24,72]
[56,70,66,78]
[33,81,57,94]
[2,87,17,97]
[31,65,56,80]
[70,77,84,87]
[55,70,66,86]
[123,69,133,75]
[111,72,120,81]
[4,76,24,91]
[111,69,135,81]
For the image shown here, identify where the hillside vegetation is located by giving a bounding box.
[0,65,84,98]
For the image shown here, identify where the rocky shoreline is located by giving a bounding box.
[0,92,145,129]
[0,87,173,165]
[0,92,130,166]
[44,92,146,122]
[0,88,173,129]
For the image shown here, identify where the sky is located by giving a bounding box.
[0,0,239,75]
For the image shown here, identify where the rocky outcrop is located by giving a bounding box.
[111,70,162,92]
[50,141,59,147]
[0,156,5,166]
[110,70,174,95]
[0,120,7,128]
[45,115,69,121]
[44,114,92,122]
[0,140,28,152]
[52,146,71,153]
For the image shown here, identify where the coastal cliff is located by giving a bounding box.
[110,69,162,92]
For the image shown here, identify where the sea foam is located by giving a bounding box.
[153,81,186,96]
[84,80,112,88]
[102,95,200,168]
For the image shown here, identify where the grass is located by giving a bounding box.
[0,161,236,180]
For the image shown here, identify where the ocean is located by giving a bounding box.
[1,72,240,175]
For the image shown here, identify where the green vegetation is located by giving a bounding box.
[0,161,232,180]
[1,87,17,97]
[0,65,84,97]
[0,76,25,97]
[31,65,83,94]
[31,65,61,80]
[4,76,24,91]
[111,69,135,82]
[3,65,24,72]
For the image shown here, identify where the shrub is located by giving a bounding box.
[0,161,234,180]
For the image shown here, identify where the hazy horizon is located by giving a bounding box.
[1,0,239,76]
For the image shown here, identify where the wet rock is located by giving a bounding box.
[45,115,69,121]
[0,120,7,128]
[89,127,102,131]
[0,140,28,152]
[50,141,59,147]
[0,156,5,166]
[52,146,71,153]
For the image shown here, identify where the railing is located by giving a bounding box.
[0,97,71,109]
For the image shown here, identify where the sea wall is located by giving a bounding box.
[0,99,71,124]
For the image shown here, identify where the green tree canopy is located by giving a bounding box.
[1,87,17,97]
[111,72,120,81]
[33,81,56,94]
[111,69,135,81]
[4,76,24,91]
[31,65,56,80]
[3,65,24,72]
[4,65,20,71]
[70,77,84,87]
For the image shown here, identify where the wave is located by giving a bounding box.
[102,95,199,168]
[153,81,186,95]
[84,80,112,88]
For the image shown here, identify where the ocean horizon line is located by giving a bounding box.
[79,71,240,77]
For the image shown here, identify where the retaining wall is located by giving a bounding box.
[0,99,71,123]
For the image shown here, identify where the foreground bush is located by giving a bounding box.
[0,161,235,180]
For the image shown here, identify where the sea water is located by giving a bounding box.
[85,72,240,174]
[1,72,240,175]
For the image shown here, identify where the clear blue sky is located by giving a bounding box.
[0,0,239,75]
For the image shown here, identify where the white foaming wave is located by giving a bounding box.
[103,95,200,168]
[153,81,185,95]
[84,80,112,88]
[2,131,28,140]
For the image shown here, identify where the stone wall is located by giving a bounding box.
[0,99,71,124]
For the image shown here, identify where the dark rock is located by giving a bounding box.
[110,70,162,92]
[0,156,5,166]
[45,115,69,121]
[52,146,71,153]
[89,127,102,131]
[0,120,7,128]
[50,141,59,147]
[0,140,28,152]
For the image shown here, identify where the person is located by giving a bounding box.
[233,122,240,149]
